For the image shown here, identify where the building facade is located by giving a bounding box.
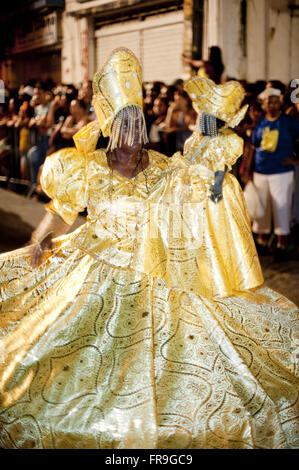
[0,1,65,88]
[1,0,298,88]
[62,0,299,86]
[62,0,189,85]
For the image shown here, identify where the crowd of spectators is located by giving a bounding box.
[0,52,299,261]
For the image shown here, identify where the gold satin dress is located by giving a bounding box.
[0,137,298,448]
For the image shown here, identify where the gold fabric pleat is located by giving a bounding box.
[0,147,298,449]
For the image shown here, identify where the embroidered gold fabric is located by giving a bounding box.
[183,128,244,172]
[39,147,263,298]
[184,77,248,128]
[0,145,298,449]
[92,48,143,137]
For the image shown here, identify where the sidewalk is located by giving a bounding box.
[0,188,84,252]
[0,188,48,230]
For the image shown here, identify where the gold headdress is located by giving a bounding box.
[92,47,148,150]
[184,77,248,128]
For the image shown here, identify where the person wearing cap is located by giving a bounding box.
[251,87,299,261]
[0,49,298,449]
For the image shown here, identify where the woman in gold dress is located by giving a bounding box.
[0,49,298,449]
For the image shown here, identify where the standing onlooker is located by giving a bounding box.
[14,100,34,178]
[284,93,299,242]
[0,103,13,180]
[3,97,21,179]
[251,87,299,261]
[182,46,225,84]
[27,86,51,185]
[237,101,263,185]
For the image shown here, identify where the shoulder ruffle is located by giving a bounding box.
[40,148,88,225]
[73,120,101,155]
[183,130,244,171]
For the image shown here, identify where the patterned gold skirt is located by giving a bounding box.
[0,237,298,449]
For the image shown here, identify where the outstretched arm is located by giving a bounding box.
[182,55,204,68]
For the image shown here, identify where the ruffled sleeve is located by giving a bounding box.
[184,130,244,172]
[207,130,244,171]
[40,147,88,225]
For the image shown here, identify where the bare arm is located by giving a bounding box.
[164,105,176,131]
[46,96,60,127]
[241,144,255,184]
[61,116,90,139]
[29,212,71,267]
[60,116,75,139]
[182,55,204,68]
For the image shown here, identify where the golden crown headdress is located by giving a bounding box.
[184,77,248,128]
[92,47,144,137]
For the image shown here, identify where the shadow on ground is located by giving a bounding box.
[260,253,299,306]
[0,209,32,252]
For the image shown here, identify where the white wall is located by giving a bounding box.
[203,0,245,80]
[220,0,245,79]
[247,0,299,83]
[204,0,299,83]
[61,12,80,84]
[61,11,95,85]
[290,1,299,81]
[246,0,269,82]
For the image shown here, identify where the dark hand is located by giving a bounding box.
[210,192,223,204]
[241,173,253,185]
[282,157,296,166]
[210,167,227,204]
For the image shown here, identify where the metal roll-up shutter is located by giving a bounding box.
[96,23,141,69]
[143,20,184,83]
[95,10,184,84]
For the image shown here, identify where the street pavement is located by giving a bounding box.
[0,187,84,251]
[0,187,298,306]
